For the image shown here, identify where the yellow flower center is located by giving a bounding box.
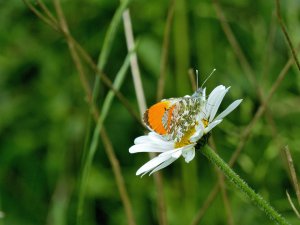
[174,126,196,148]
[202,119,209,128]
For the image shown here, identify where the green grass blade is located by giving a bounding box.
[76,0,131,224]
[77,52,131,225]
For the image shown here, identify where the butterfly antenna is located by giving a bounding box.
[196,69,199,90]
[200,68,216,88]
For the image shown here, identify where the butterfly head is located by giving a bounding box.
[192,87,206,102]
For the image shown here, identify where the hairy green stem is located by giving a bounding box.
[201,145,290,225]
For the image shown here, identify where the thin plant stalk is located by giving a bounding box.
[50,1,136,225]
[286,191,300,219]
[229,48,296,166]
[122,9,147,116]
[76,1,134,223]
[81,54,131,207]
[201,145,291,225]
[122,7,170,225]
[23,0,59,30]
[212,0,282,145]
[24,0,140,123]
[83,0,131,170]
[24,2,138,225]
[188,69,197,92]
[284,146,300,206]
[46,177,72,225]
[190,185,219,225]
[100,127,137,225]
[91,0,131,107]
[261,10,277,82]
[276,0,300,71]
[212,0,257,90]
[77,55,133,225]
[212,0,282,147]
[83,53,131,182]
[152,1,176,224]
[98,0,130,70]
[174,0,199,214]
[156,0,175,101]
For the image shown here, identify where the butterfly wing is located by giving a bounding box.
[168,97,203,142]
[143,99,179,135]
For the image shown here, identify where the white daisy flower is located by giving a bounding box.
[129,85,242,176]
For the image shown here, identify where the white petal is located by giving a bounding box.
[172,150,182,158]
[129,144,167,153]
[158,144,195,157]
[182,148,195,163]
[204,119,222,133]
[148,132,163,139]
[154,145,195,165]
[136,154,171,176]
[132,133,174,153]
[134,135,150,144]
[134,132,163,144]
[159,149,179,157]
[148,132,175,146]
[149,157,177,175]
[204,85,225,117]
[215,99,243,121]
[209,87,230,122]
[208,85,225,100]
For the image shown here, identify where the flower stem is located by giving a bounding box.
[200,145,290,225]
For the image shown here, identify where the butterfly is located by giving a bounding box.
[143,88,207,143]
[143,69,216,146]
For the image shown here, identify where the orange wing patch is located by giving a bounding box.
[143,101,172,135]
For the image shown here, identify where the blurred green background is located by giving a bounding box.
[1,0,300,224]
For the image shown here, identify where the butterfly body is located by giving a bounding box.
[143,88,206,143]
